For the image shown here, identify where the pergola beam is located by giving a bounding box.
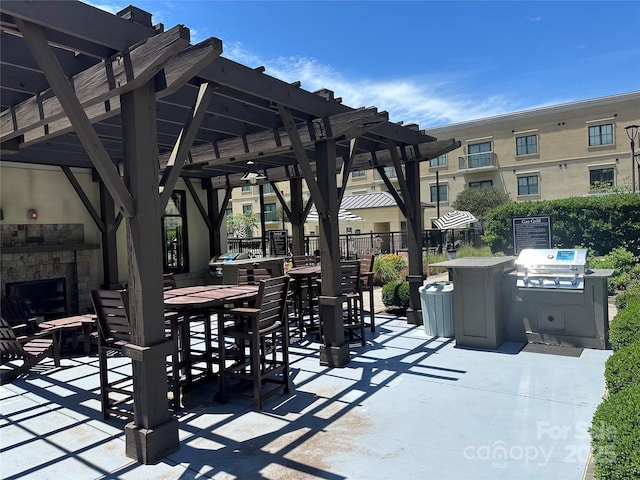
[159,81,217,211]
[1,24,191,143]
[15,17,135,217]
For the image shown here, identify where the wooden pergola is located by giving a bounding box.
[0,1,459,463]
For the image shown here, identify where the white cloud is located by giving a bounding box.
[223,45,517,128]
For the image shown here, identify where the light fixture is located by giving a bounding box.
[240,161,266,185]
[625,125,639,193]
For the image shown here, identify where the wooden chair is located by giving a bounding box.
[236,268,273,285]
[1,294,39,335]
[357,254,376,332]
[340,261,366,346]
[90,289,181,418]
[163,273,177,290]
[218,276,291,410]
[1,316,60,385]
[291,255,318,267]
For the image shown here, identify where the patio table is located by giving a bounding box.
[163,284,260,399]
[39,314,96,355]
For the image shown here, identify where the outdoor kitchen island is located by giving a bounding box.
[431,256,516,349]
[433,251,613,351]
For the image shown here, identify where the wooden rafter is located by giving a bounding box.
[15,18,135,217]
[159,81,216,210]
[8,37,223,148]
[1,24,192,143]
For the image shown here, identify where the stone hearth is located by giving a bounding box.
[1,224,99,315]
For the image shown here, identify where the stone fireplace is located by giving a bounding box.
[1,224,99,316]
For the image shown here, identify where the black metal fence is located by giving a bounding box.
[226,228,481,259]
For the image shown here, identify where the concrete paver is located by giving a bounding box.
[1,280,611,480]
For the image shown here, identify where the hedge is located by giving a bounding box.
[590,384,640,480]
[483,193,640,256]
[609,296,640,351]
[381,281,410,310]
[604,342,640,395]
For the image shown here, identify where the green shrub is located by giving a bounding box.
[609,298,640,351]
[483,194,640,256]
[381,281,410,310]
[614,286,640,310]
[604,342,640,395]
[396,281,410,309]
[373,254,407,285]
[596,247,640,294]
[590,384,640,480]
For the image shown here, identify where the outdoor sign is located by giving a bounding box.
[269,230,288,256]
[512,216,552,255]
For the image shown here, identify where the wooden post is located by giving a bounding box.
[120,81,179,463]
[316,139,349,367]
[403,155,425,325]
[289,177,306,256]
[98,180,121,289]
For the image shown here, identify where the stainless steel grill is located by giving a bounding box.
[516,248,588,290]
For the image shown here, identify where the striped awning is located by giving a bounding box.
[307,207,363,222]
[434,210,478,229]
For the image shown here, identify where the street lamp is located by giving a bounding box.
[625,125,639,193]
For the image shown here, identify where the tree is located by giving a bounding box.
[226,211,259,237]
[452,186,512,220]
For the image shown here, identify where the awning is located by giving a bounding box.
[307,207,363,222]
[434,210,478,229]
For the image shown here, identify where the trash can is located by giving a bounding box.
[419,282,454,337]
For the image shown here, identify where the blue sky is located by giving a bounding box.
[91,1,640,129]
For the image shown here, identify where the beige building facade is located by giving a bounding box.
[229,91,640,234]
[422,91,640,226]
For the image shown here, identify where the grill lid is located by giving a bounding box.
[516,248,588,289]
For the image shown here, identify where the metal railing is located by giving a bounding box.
[458,152,498,170]
[226,228,482,259]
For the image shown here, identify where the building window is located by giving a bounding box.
[429,154,447,167]
[516,135,538,156]
[467,141,492,167]
[346,227,353,234]
[430,184,447,203]
[263,203,277,222]
[468,180,493,188]
[588,123,613,146]
[517,175,539,195]
[225,208,233,217]
[589,167,614,187]
[351,170,366,178]
[241,185,252,193]
[242,204,252,214]
[162,190,189,274]
[262,183,274,194]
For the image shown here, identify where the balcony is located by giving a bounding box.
[458,152,498,172]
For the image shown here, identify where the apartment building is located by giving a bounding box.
[228,91,640,234]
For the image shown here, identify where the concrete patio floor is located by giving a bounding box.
[1,301,611,480]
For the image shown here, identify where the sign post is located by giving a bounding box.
[512,216,552,255]
[269,230,288,257]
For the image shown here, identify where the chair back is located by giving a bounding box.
[0,316,27,359]
[291,255,318,267]
[90,289,130,345]
[163,273,177,290]
[254,276,290,330]
[357,254,375,286]
[237,268,273,285]
[1,295,37,333]
[340,261,361,295]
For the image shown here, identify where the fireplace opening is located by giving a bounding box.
[6,278,67,319]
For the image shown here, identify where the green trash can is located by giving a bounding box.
[419,283,454,337]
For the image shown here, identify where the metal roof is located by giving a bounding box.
[341,191,432,210]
